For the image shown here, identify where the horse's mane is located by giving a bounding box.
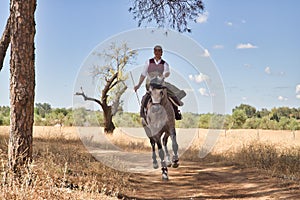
[160,87,169,106]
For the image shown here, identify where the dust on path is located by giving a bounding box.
[121,161,300,200]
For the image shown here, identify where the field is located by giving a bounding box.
[0,126,300,199]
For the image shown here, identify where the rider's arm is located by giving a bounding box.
[134,61,148,91]
[163,62,170,78]
[134,75,146,92]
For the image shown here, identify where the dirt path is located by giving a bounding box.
[120,161,300,200]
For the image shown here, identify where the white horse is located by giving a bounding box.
[142,79,179,180]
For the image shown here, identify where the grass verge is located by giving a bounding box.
[0,134,133,200]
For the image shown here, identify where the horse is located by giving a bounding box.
[142,79,179,180]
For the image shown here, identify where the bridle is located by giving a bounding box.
[149,85,166,106]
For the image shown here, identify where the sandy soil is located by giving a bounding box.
[121,161,300,200]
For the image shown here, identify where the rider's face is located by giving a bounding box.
[154,49,162,59]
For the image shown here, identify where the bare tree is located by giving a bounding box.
[0,0,36,172]
[75,43,137,133]
[129,0,204,32]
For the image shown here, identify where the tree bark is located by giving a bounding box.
[102,104,115,133]
[8,0,36,172]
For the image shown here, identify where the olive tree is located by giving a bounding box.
[75,43,137,133]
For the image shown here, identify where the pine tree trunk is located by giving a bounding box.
[8,0,36,172]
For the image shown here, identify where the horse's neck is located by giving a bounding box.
[161,91,171,107]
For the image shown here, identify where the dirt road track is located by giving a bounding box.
[120,161,300,200]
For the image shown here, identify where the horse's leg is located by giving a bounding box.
[150,138,158,169]
[170,127,179,168]
[163,133,171,167]
[157,139,168,180]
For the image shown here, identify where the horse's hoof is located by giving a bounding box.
[162,174,169,181]
[172,155,179,168]
[161,167,168,180]
[172,162,179,168]
[153,162,159,169]
[167,162,172,167]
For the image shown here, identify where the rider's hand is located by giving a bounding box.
[134,85,139,92]
[157,75,165,81]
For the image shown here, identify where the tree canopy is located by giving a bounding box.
[129,0,205,32]
[2,103,299,130]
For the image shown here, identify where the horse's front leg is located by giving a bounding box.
[150,138,158,169]
[170,127,179,168]
[163,133,171,167]
[157,139,168,180]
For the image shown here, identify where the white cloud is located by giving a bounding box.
[296,84,300,93]
[242,97,247,101]
[199,88,209,96]
[278,96,288,101]
[236,43,258,49]
[213,45,224,49]
[226,21,233,26]
[201,49,210,57]
[241,19,246,24]
[189,73,210,83]
[196,12,208,23]
[279,71,285,76]
[296,94,300,99]
[265,66,271,74]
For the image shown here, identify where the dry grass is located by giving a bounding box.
[0,126,133,200]
[190,129,300,153]
[181,129,300,182]
[232,142,300,180]
[105,128,151,152]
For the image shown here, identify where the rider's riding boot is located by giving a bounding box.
[175,108,182,120]
[173,104,182,120]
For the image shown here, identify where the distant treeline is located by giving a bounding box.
[0,103,299,130]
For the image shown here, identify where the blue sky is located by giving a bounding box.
[0,0,299,114]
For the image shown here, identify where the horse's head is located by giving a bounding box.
[149,77,167,105]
